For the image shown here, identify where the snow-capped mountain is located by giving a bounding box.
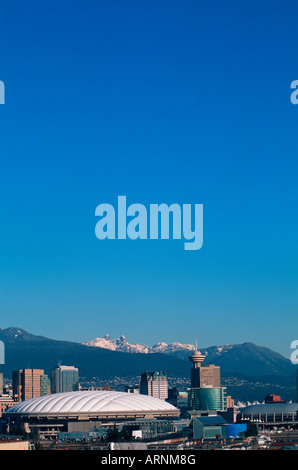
[84,335,151,354]
[0,327,296,402]
[82,335,294,377]
[83,335,214,360]
[151,342,196,360]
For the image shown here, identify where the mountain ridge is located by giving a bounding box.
[0,327,296,401]
[0,327,190,379]
[83,334,197,358]
[83,334,292,376]
[0,327,295,378]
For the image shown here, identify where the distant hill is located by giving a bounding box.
[0,327,190,379]
[200,342,294,377]
[84,333,295,377]
[0,327,296,402]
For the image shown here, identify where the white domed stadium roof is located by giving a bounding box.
[5,390,179,419]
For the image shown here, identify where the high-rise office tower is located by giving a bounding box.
[188,342,226,411]
[226,395,235,409]
[12,369,50,401]
[50,365,79,394]
[40,374,51,396]
[200,363,221,388]
[188,343,221,388]
[140,371,168,400]
[0,373,3,396]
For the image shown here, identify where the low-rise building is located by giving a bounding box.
[193,415,247,440]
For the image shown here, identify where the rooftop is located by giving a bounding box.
[4,390,179,417]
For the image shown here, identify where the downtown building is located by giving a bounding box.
[50,365,79,394]
[187,346,227,413]
[140,371,168,400]
[12,369,50,402]
[0,372,15,418]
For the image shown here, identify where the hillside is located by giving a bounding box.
[0,327,296,402]
[0,327,190,379]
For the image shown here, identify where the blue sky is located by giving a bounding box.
[0,0,297,357]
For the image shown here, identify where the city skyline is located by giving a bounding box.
[0,1,298,359]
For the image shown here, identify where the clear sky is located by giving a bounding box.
[0,0,297,357]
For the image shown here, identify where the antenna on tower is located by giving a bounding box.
[195,339,198,352]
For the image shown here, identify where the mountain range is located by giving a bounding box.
[83,335,196,359]
[0,327,190,379]
[0,327,296,402]
[83,334,294,377]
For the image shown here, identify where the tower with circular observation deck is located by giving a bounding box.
[188,340,206,388]
[188,341,226,412]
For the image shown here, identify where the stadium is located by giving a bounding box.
[239,402,298,428]
[3,390,180,439]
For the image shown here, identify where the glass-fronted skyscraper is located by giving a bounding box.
[50,365,79,394]
[188,386,227,412]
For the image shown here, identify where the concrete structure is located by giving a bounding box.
[0,439,30,450]
[0,396,16,417]
[125,385,140,394]
[140,371,168,400]
[200,364,221,388]
[4,390,180,438]
[189,347,220,388]
[188,343,206,388]
[226,396,235,408]
[50,365,79,394]
[12,369,50,401]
